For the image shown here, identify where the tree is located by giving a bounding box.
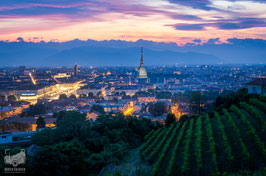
[21,103,48,117]
[79,94,87,98]
[148,102,167,116]
[102,142,126,163]
[8,95,16,101]
[120,91,126,97]
[88,92,94,98]
[87,153,106,173]
[112,97,118,103]
[32,128,55,146]
[29,146,70,176]
[189,91,202,114]
[54,111,66,123]
[156,91,172,99]
[213,88,256,112]
[122,95,130,99]
[165,113,176,127]
[59,94,67,100]
[30,111,157,174]
[179,115,189,123]
[90,105,105,114]
[172,92,189,104]
[36,116,46,129]
[215,95,223,107]
[54,139,90,175]
[69,94,76,99]
[55,111,88,142]
[97,91,102,97]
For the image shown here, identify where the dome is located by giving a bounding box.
[138,66,147,79]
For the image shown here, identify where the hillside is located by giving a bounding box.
[139,97,266,176]
[1,38,266,66]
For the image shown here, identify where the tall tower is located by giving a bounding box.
[138,47,148,83]
[140,47,144,67]
[74,64,79,75]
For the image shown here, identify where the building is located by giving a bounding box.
[86,111,100,121]
[19,92,38,104]
[0,101,30,119]
[0,131,38,144]
[0,106,15,119]
[138,47,148,83]
[19,92,37,100]
[74,64,79,75]
[54,73,71,78]
[19,66,26,74]
[247,78,266,95]
[138,95,156,103]
[5,117,56,131]
[0,132,13,144]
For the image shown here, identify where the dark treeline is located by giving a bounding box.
[213,88,260,113]
[0,111,159,176]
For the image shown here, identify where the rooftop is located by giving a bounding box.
[247,78,266,86]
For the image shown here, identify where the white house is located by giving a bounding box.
[0,132,13,144]
[247,78,266,95]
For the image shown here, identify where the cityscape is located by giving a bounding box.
[0,0,266,176]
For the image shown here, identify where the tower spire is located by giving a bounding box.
[140,47,144,66]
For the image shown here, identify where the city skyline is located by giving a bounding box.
[0,1,265,175]
[0,0,266,44]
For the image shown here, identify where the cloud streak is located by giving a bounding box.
[0,0,265,42]
[172,17,266,31]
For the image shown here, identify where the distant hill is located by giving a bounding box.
[0,38,265,66]
[43,46,221,66]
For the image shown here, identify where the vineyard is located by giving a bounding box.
[140,98,266,175]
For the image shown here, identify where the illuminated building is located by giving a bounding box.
[0,106,15,120]
[86,112,100,121]
[19,92,38,104]
[138,47,148,83]
[54,73,71,78]
[5,117,56,131]
[138,95,156,103]
[19,92,37,100]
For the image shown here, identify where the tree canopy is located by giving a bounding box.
[90,104,105,114]
[8,95,17,101]
[21,103,48,117]
[36,116,46,129]
[213,88,259,112]
[29,111,157,175]
[59,94,67,100]
[165,113,176,127]
[148,102,168,117]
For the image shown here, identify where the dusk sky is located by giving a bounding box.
[0,0,266,44]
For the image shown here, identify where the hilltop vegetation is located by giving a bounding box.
[0,112,160,175]
[140,96,266,176]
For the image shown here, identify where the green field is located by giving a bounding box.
[140,98,266,176]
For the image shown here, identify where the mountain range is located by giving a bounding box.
[0,38,265,66]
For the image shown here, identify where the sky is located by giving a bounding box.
[0,0,266,44]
